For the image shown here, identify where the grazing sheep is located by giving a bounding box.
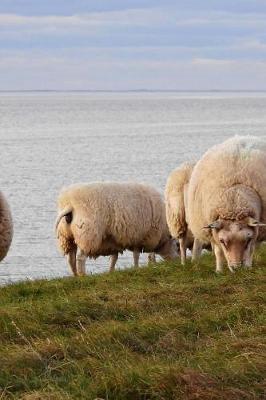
[165,162,203,264]
[55,182,178,276]
[187,135,266,272]
[0,191,13,262]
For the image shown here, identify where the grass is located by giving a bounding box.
[0,249,265,400]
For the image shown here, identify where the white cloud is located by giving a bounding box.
[192,57,266,70]
[192,58,237,66]
[1,5,266,90]
[1,9,265,36]
[174,12,266,28]
[0,49,266,91]
[235,38,266,51]
[0,8,166,30]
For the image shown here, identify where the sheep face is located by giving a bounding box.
[157,238,179,261]
[206,218,264,271]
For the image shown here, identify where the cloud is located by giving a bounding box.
[192,58,237,66]
[0,48,266,91]
[0,2,266,90]
[235,38,266,51]
[0,1,164,16]
[174,12,266,28]
[0,8,166,30]
[1,0,266,17]
[1,8,266,52]
[1,9,266,31]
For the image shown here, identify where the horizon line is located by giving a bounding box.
[1,89,266,93]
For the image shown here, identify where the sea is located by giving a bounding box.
[0,91,266,285]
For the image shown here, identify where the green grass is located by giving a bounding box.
[0,249,265,400]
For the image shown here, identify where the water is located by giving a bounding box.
[0,91,266,285]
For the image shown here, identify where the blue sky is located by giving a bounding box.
[0,0,266,90]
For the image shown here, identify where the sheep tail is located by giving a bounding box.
[55,206,73,233]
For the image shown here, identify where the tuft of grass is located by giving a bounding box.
[0,248,265,399]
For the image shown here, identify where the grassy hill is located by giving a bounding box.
[0,250,265,399]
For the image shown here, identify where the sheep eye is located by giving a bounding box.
[65,212,72,224]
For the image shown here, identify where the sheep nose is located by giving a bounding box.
[229,262,242,272]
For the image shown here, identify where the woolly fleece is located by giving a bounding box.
[56,182,174,258]
[187,135,266,243]
[0,191,13,261]
[165,162,195,240]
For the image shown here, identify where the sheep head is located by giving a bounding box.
[204,217,266,271]
[158,237,179,260]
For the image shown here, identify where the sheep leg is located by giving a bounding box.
[148,252,156,265]
[109,253,118,272]
[67,248,77,276]
[213,243,225,273]
[76,248,87,276]
[133,250,140,267]
[244,242,255,268]
[191,239,202,262]
[179,235,187,265]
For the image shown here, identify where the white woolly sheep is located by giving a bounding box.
[187,135,266,272]
[0,191,13,262]
[165,162,203,264]
[55,182,177,276]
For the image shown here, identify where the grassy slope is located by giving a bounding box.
[0,250,265,400]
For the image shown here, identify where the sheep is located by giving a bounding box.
[55,182,178,276]
[0,191,13,262]
[165,162,204,264]
[187,135,266,273]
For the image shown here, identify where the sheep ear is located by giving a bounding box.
[203,220,222,230]
[247,217,266,227]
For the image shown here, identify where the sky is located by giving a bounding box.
[0,0,266,90]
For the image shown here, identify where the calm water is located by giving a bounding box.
[0,91,266,285]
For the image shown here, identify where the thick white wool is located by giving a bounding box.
[187,135,266,242]
[56,182,176,259]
